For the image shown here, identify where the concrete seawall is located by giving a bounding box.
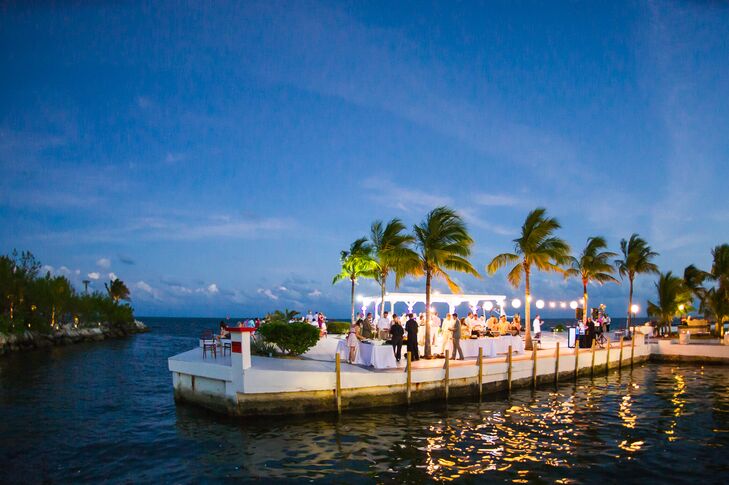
[171,338,654,417]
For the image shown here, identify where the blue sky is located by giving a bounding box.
[1,1,728,318]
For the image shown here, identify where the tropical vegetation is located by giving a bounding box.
[681,244,729,335]
[413,207,479,358]
[369,218,420,318]
[487,208,570,350]
[332,238,379,325]
[616,234,659,330]
[647,271,692,336]
[565,236,619,324]
[332,207,729,347]
[257,320,319,356]
[0,250,135,335]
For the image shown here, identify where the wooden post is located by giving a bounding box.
[477,347,483,400]
[444,350,450,401]
[335,353,342,414]
[531,346,538,390]
[574,341,580,380]
[630,327,636,368]
[590,339,596,378]
[554,342,560,386]
[406,351,412,406]
[507,345,513,396]
[605,336,611,375]
[619,335,624,370]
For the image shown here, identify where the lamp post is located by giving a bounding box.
[630,304,639,338]
[677,304,685,337]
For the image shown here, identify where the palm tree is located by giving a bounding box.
[413,207,479,358]
[615,234,659,331]
[565,236,619,324]
[704,287,729,336]
[487,208,571,350]
[647,271,692,336]
[370,219,420,317]
[683,264,710,315]
[105,278,130,303]
[332,237,379,325]
[683,244,729,335]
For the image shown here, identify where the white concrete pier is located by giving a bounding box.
[167,327,702,416]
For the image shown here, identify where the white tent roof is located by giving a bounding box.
[360,291,507,316]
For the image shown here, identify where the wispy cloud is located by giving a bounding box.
[473,194,523,207]
[32,212,293,244]
[362,177,451,213]
[243,3,579,182]
[257,288,279,300]
[135,280,163,300]
[118,255,135,265]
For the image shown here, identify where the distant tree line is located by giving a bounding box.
[0,250,134,334]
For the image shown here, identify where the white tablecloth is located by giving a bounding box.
[458,336,525,358]
[336,339,398,369]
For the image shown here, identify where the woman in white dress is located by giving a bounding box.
[441,314,454,357]
[347,320,365,363]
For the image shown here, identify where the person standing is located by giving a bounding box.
[363,313,374,338]
[429,311,440,345]
[405,313,420,361]
[451,313,464,360]
[377,311,391,340]
[347,320,365,363]
[586,318,596,348]
[389,315,404,362]
[533,314,542,343]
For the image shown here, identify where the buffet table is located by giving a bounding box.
[336,339,398,369]
[460,335,524,358]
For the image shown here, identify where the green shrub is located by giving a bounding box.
[553,324,566,332]
[251,334,279,356]
[257,321,319,355]
[327,321,350,334]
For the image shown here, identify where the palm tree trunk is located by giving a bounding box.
[380,277,386,320]
[583,280,588,325]
[524,265,532,351]
[627,276,634,332]
[424,271,432,358]
[350,276,356,325]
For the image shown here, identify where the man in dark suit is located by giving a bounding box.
[405,313,419,361]
[389,315,405,362]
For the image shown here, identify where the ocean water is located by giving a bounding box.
[0,316,727,484]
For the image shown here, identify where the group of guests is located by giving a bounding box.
[218,318,259,338]
[345,310,526,364]
[304,310,328,337]
[575,314,610,348]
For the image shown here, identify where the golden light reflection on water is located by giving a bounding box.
[420,394,580,481]
[193,365,729,482]
[619,393,637,429]
[663,369,687,441]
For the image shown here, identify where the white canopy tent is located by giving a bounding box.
[359,292,508,318]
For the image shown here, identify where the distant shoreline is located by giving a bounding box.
[0,320,149,356]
